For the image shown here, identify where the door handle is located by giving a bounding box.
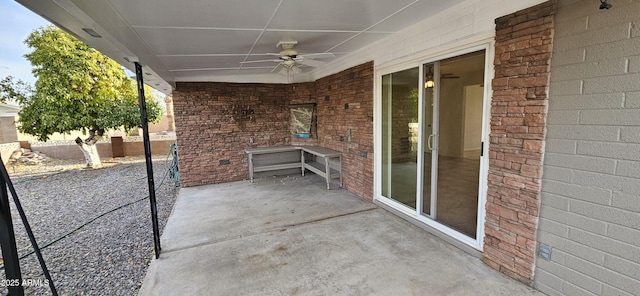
[427,134,434,151]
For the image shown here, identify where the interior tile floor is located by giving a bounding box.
[387,154,480,238]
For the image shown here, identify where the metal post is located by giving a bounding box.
[134,62,161,259]
[0,173,24,296]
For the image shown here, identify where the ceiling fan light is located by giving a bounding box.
[280,48,298,57]
[283,60,296,68]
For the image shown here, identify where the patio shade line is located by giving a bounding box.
[131,25,264,31]
[169,66,275,72]
[157,53,266,57]
[161,207,379,255]
[131,25,395,34]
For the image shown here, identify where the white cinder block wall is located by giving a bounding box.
[535,0,640,295]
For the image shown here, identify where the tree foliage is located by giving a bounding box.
[6,26,162,141]
[0,76,31,104]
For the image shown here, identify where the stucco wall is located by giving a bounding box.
[535,0,640,295]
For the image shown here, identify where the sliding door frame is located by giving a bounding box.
[374,41,494,251]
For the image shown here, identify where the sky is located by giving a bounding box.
[0,0,51,87]
[0,1,162,105]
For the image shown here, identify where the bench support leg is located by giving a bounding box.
[325,157,331,189]
[248,153,254,182]
[301,150,306,176]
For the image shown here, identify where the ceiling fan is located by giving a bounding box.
[241,41,335,76]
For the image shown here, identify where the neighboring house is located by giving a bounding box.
[0,97,175,144]
[17,0,639,295]
[0,103,21,143]
[0,103,20,114]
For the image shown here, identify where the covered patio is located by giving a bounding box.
[138,174,542,295]
[17,1,640,295]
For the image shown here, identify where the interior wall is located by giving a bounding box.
[439,69,484,158]
[535,1,640,295]
[463,85,484,152]
[173,62,374,200]
[439,78,465,158]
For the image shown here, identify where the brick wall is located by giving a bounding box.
[173,62,374,200]
[316,62,374,200]
[173,83,292,187]
[535,0,640,295]
[483,1,556,285]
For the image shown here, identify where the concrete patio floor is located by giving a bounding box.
[138,174,543,296]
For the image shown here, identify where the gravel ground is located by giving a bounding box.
[0,156,179,295]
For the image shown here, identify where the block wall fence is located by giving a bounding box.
[22,137,176,160]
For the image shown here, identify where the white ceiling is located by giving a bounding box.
[17,0,466,93]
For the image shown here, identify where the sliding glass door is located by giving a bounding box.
[380,49,487,243]
[381,67,419,209]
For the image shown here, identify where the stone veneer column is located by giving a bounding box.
[483,1,556,285]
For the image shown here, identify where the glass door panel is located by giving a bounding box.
[420,50,485,239]
[381,68,419,209]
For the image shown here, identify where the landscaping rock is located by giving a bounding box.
[10,148,51,165]
[0,156,178,295]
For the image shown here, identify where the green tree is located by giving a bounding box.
[2,26,162,168]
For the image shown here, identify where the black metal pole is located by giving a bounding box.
[0,157,57,295]
[0,168,24,296]
[134,61,161,259]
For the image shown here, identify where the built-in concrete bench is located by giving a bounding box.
[245,145,342,189]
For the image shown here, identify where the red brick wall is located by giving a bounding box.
[316,62,374,200]
[173,62,374,201]
[173,83,293,187]
[483,1,556,285]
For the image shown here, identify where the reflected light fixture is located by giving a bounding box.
[425,79,434,88]
[425,66,435,88]
[599,0,612,9]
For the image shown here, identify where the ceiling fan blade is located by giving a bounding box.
[297,59,325,68]
[271,62,284,73]
[240,59,281,64]
[278,67,288,76]
[300,52,335,59]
